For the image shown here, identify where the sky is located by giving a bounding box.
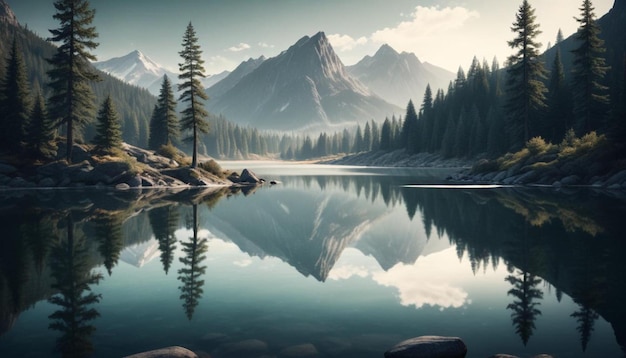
[6,0,615,75]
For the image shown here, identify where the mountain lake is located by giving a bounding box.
[0,162,624,358]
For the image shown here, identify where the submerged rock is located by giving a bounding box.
[123,346,198,358]
[240,168,262,184]
[384,336,467,358]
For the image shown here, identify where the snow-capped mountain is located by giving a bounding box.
[347,44,455,107]
[93,50,174,93]
[94,50,230,96]
[207,32,401,131]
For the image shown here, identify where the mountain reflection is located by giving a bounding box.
[0,175,625,355]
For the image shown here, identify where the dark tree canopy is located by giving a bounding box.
[47,0,100,162]
[92,95,122,152]
[0,37,31,153]
[149,75,179,150]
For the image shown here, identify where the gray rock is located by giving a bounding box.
[0,163,17,174]
[608,183,622,190]
[493,171,508,183]
[502,175,519,185]
[39,177,57,187]
[127,175,143,188]
[8,177,35,188]
[560,175,581,186]
[384,336,467,358]
[115,183,130,190]
[90,161,132,184]
[240,168,261,184]
[0,174,10,185]
[605,170,626,186]
[37,161,68,177]
[58,177,71,187]
[278,343,319,358]
[514,170,537,184]
[123,346,198,358]
[141,176,155,187]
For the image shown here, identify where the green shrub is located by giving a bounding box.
[199,159,225,178]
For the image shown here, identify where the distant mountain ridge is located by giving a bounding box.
[206,31,401,131]
[93,50,230,96]
[347,44,455,107]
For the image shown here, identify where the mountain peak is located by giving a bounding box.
[0,0,19,27]
[376,44,399,57]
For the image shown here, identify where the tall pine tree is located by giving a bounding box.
[571,0,610,135]
[178,22,209,168]
[505,0,547,148]
[47,0,100,162]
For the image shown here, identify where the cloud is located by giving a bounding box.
[327,34,368,51]
[258,42,274,49]
[233,258,253,267]
[328,264,370,280]
[370,6,480,50]
[227,42,251,52]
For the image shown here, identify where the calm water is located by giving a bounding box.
[0,163,625,358]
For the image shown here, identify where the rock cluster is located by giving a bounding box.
[0,143,234,189]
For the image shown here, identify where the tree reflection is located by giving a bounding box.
[571,303,600,352]
[48,214,102,358]
[149,205,180,275]
[93,210,124,276]
[505,269,543,345]
[177,204,208,320]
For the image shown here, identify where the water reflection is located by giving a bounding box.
[178,204,208,320]
[0,171,625,357]
[48,214,102,358]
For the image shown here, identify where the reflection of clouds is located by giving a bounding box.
[373,263,467,309]
[330,247,471,310]
[234,258,253,267]
[328,264,369,280]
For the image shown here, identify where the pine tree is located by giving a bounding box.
[505,0,547,149]
[26,92,57,158]
[402,100,419,154]
[92,96,122,153]
[149,75,179,150]
[380,118,392,151]
[571,0,610,134]
[47,0,100,162]
[0,37,31,154]
[556,28,564,45]
[178,22,209,168]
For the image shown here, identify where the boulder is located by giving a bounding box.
[115,183,130,190]
[38,177,57,187]
[560,175,581,186]
[37,160,68,178]
[384,336,467,358]
[240,168,261,184]
[141,176,156,187]
[123,346,198,358]
[0,163,17,174]
[9,177,35,188]
[227,172,241,183]
[278,343,319,357]
[127,175,143,188]
[90,161,133,184]
[605,170,626,186]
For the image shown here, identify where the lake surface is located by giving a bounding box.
[0,163,625,358]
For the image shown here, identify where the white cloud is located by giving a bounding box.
[328,264,370,280]
[258,42,274,49]
[370,6,480,51]
[233,258,253,267]
[228,42,251,52]
[327,34,368,52]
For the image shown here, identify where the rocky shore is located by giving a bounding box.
[0,142,265,190]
